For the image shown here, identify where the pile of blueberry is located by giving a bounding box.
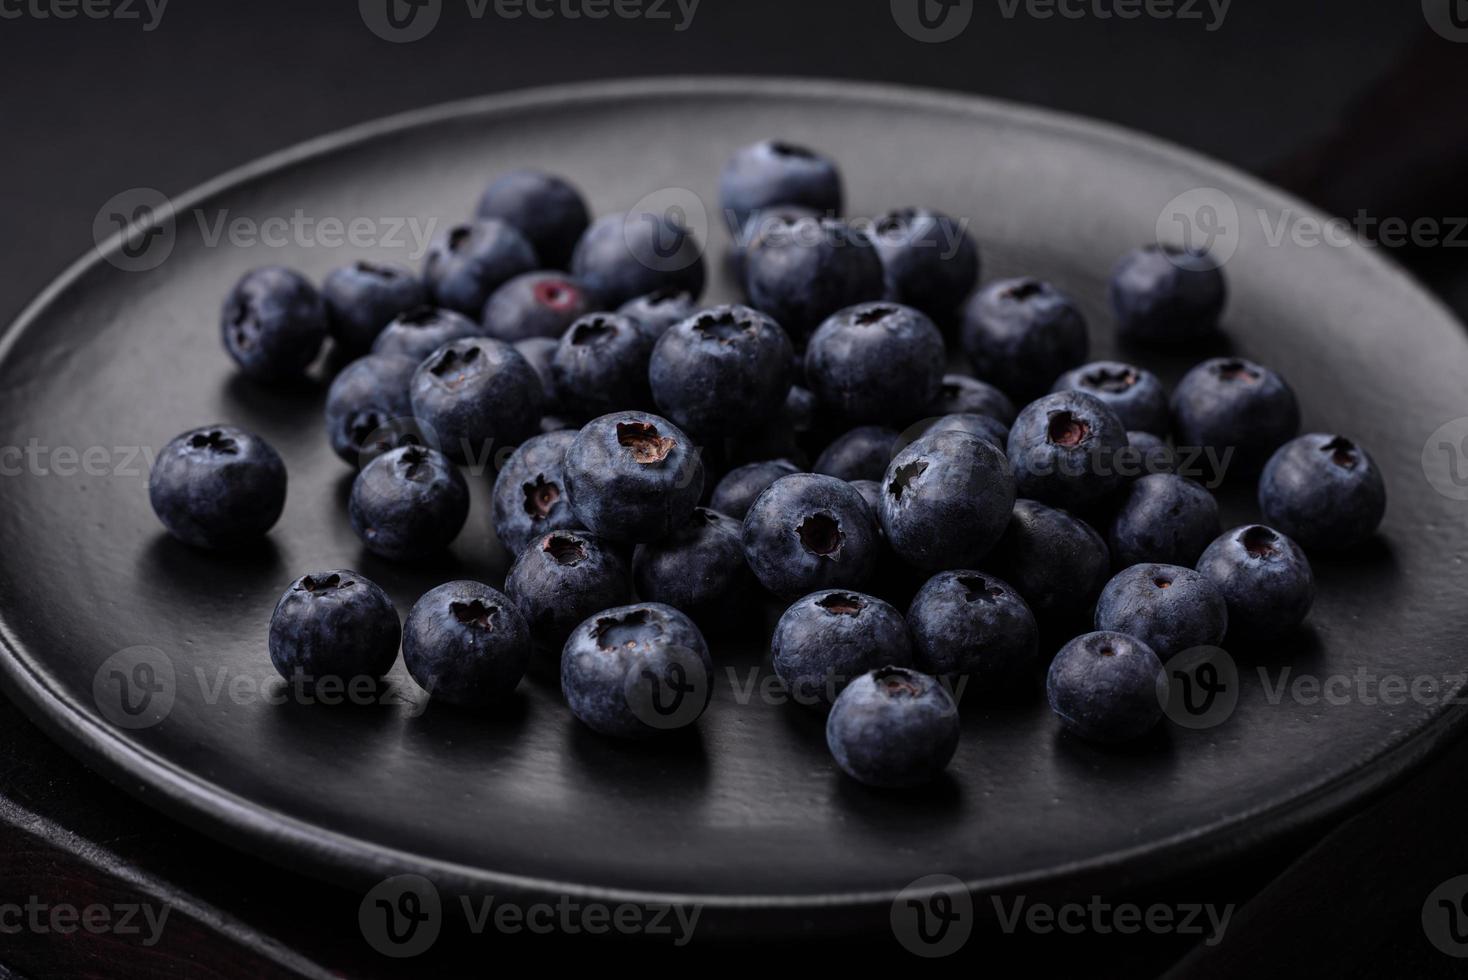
[148,140,1388,790]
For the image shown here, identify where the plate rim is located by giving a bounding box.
[2,75,1466,920]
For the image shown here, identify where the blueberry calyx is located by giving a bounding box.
[691,310,753,343]
[522,474,562,517]
[956,575,1003,602]
[592,607,659,650]
[397,306,441,327]
[816,592,865,616]
[571,317,618,345]
[1215,359,1261,383]
[1001,278,1044,302]
[533,278,580,311]
[188,429,239,454]
[887,460,928,502]
[873,666,923,698]
[299,573,352,597]
[615,421,675,464]
[1046,410,1091,448]
[450,599,498,629]
[428,345,482,386]
[395,446,431,481]
[542,533,587,566]
[1081,365,1139,394]
[769,141,816,159]
[796,513,843,558]
[852,305,897,327]
[1241,525,1280,558]
[1322,435,1359,469]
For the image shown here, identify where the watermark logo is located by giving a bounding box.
[992,895,1233,945]
[624,645,711,731]
[0,898,170,946]
[1423,875,1468,957]
[359,0,442,41]
[360,874,443,957]
[1159,646,1238,730]
[1423,0,1468,42]
[1156,187,1240,267]
[891,874,973,957]
[891,0,974,42]
[93,187,176,272]
[1423,418,1468,501]
[360,0,698,41]
[92,646,176,730]
[624,187,708,274]
[995,0,1230,31]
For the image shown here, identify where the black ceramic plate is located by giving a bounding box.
[2,78,1466,938]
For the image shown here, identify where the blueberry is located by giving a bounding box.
[649,304,794,437]
[505,530,630,653]
[709,459,801,521]
[1051,360,1169,435]
[409,337,543,463]
[511,337,562,415]
[551,313,656,420]
[475,170,590,269]
[482,271,597,343]
[871,207,979,323]
[1110,245,1226,346]
[570,212,706,309]
[729,205,819,289]
[1094,563,1228,662]
[268,571,400,683]
[422,220,539,316]
[321,261,427,354]
[371,306,483,361]
[928,374,1017,426]
[879,430,1016,571]
[773,590,913,706]
[220,267,327,382]
[719,140,843,230]
[149,425,286,549]
[908,413,1010,451]
[633,508,755,624]
[906,570,1038,696]
[617,289,699,341]
[490,430,584,558]
[348,445,469,561]
[825,667,959,788]
[1007,390,1129,509]
[804,302,946,425]
[990,499,1111,626]
[813,426,900,482]
[727,385,817,468]
[849,479,883,519]
[1258,434,1387,551]
[742,473,880,597]
[400,581,529,706]
[960,277,1089,404]
[561,602,713,738]
[1126,431,1176,475]
[1046,631,1164,743]
[744,216,885,342]
[563,412,705,542]
[1109,473,1220,568]
[1196,525,1314,637]
[323,354,418,465]
[1171,357,1300,471]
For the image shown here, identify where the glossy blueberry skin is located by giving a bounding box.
[990,500,1111,626]
[633,508,755,624]
[570,212,707,309]
[1095,563,1228,662]
[371,307,484,361]
[551,313,656,421]
[1110,245,1227,346]
[928,374,1018,426]
[220,267,328,382]
[913,413,1010,450]
[1171,358,1300,471]
[490,430,584,558]
[650,305,795,437]
[719,140,843,230]
[710,460,802,521]
[323,354,418,465]
[617,289,699,341]
[475,170,590,269]
[1007,390,1130,510]
[561,602,713,739]
[482,271,597,343]
[744,217,886,343]
[773,590,913,706]
[1051,361,1169,435]
[422,220,539,317]
[348,445,469,561]
[409,337,543,463]
[805,302,946,425]
[512,337,562,415]
[1126,431,1177,475]
[149,426,286,549]
[879,430,1017,572]
[872,207,979,323]
[826,667,959,788]
[402,581,530,707]
[1196,524,1314,637]
[1109,474,1221,569]
[907,570,1038,695]
[813,426,900,483]
[961,278,1089,403]
[1259,434,1387,552]
[742,473,880,597]
[321,261,427,354]
[563,412,705,542]
[1047,631,1164,743]
[506,530,630,653]
[268,571,401,682]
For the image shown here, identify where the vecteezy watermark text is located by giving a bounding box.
[0,898,170,947]
[0,0,167,30]
[359,0,699,43]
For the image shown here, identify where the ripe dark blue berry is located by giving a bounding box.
[617,289,699,341]
[348,445,469,561]
[482,271,597,342]
[422,219,538,316]
[719,140,843,230]
[1109,473,1220,569]
[491,430,584,558]
[1126,430,1176,475]
[729,205,819,290]
[879,430,1016,571]
[1047,631,1164,743]
[149,425,286,549]
[1051,360,1169,436]
[1171,357,1299,471]
[1110,245,1226,346]
[990,499,1111,626]
[826,667,959,788]
[1258,434,1387,551]
[773,590,912,706]
[813,426,900,483]
[371,306,483,361]
[911,413,1010,450]
[961,277,1088,403]
[1094,563,1227,662]
[709,459,801,520]
[742,473,880,597]
[928,373,1017,426]
[906,570,1038,696]
[744,216,885,342]
[511,337,562,416]
[323,354,418,465]
[321,261,427,354]
[570,212,706,309]
[1007,390,1129,509]
[649,304,794,437]
[402,580,530,707]
[563,412,705,542]
[551,313,655,420]
[475,170,590,269]
[221,267,327,382]
[409,337,543,463]
[268,571,400,683]
[505,530,630,653]
[871,207,979,323]
[1196,524,1314,637]
[804,302,945,425]
[632,508,755,624]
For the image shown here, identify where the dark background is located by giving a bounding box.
[2,1,1467,975]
